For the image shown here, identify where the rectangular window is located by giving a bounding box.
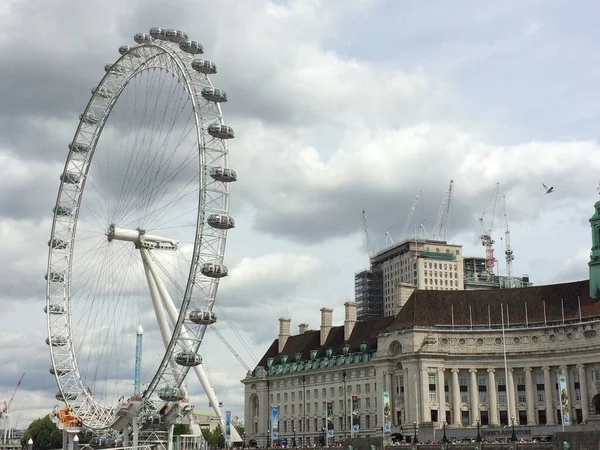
[366,384,371,393]
[429,391,437,402]
[339,386,343,396]
[518,393,526,403]
[460,392,468,403]
[478,376,487,386]
[284,393,288,402]
[479,392,487,402]
[366,398,371,409]
[459,376,467,386]
[498,392,507,403]
[537,392,545,402]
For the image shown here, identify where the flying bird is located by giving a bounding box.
[543,183,554,195]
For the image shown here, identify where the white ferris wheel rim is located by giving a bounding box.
[45,28,236,431]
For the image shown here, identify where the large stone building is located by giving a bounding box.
[242,196,600,445]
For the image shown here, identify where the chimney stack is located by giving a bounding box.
[344,301,357,341]
[278,317,291,353]
[298,323,309,334]
[320,307,333,346]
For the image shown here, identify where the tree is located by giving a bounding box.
[201,427,223,447]
[173,423,190,435]
[21,416,62,450]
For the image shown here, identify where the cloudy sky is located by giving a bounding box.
[2,0,600,430]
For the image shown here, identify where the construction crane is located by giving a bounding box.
[2,373,24,445]
[399,194,420,242]
[432,179,454,241]
[503,196,515,287]
[479,182,500,276]
[0,373,24,419]
[362,209,374,263]
[385,226,395,247]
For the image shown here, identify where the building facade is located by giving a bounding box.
[243,197,600,446]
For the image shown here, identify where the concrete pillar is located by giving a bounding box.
[469,368,478,425]
[451,369,461,426]
[437,368,445,425]
[543,367,555,425]
[578,364,589,423]
[524,367,536,425]
[487,368,499,426]
[421,368,431,422]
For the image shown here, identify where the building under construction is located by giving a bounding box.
[356,181,532,321]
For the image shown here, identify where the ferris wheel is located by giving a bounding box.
[45,27,237,432]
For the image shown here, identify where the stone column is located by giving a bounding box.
[487,368,499,426]
[451,369,461,426]
[421,368,431,422]
[524,367,536,425]
[507,368,517,424]
[403,368,409,423]
[543,367,555,425]
[469,368,479,425]
[578,364,589,423]
[437,368,446,425]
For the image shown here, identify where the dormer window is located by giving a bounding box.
[310,350,318,361]
[359,342,368,352]
[342,344,350,355]
[280,355,288,364]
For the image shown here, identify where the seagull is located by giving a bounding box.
[543,183,554,195]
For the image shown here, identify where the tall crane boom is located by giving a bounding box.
[0,373,25,418]
[432,179,454,240]
[362,210,374,262]
[479,182,500,276]
[503,196,514,287]
[399,194,420,242]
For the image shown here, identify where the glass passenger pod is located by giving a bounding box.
[175,352,203,367]
[191,59,217,74]
[179,40,203,54]
[48,238,68,249]
[46,335,67,347]
[49,366,71,376]
[166,29,188,43]
[91,86,114,99]
[189,310,217,325]
[201,87,227,103]
[207,214,235,230]
[149,27,169,41]
[104,63,125,76]
[54,205,73,216]
[56,391,78,402]
[207,124,235,139]
[118,45,132,56]
[200,263,228,278]
[68,142,91,154]
[60,172,81,184]
[157,387,186,402]
[134,33,153,44]
[79,113,100,125]
[45,272,65,283]
[45,304,66,315]
[209,167,237,183]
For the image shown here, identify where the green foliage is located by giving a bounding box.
[173,423,190,435]
[201,427,223,447]
[21,416,62,450]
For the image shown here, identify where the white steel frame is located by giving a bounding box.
[45,29,237,437]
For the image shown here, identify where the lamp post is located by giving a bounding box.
[413,421,417,444]
[442,420,448,444]
[510,416,517,442]
[342,370,347,439]
[293,428,296,448]
[476,418,481,442]
[321,427,326,447]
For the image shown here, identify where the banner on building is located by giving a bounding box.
[271,406,280,439]
[326,401,334,437]
[382,391,391,433]
[225,410,231,441]
[351,395,360,433]
[558,375,571,426]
